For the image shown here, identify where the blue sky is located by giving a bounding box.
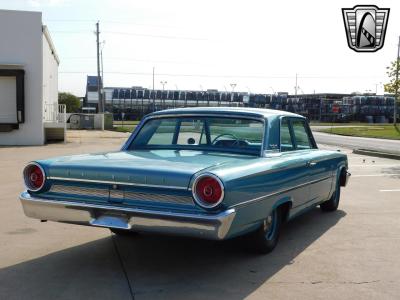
[1,0,399,96]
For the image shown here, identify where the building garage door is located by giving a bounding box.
[0,76,17,124]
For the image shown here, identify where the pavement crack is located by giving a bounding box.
[269,280,380,285]
[111,233,135,300]
[345,280,380,285]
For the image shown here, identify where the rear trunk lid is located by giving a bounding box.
[43,150,255,190]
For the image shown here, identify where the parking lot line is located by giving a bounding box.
[380,189,400,192]
[351,164,400,167]
[352,174,400,177]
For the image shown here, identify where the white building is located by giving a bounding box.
[0,9,64,145]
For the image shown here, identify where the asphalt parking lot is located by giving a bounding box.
[1,131,400,300]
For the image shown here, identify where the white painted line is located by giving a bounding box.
[352,174,400,177]
[380,190,400,192]
[351,165,400,167]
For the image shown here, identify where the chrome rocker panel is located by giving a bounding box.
[19,192,236,240]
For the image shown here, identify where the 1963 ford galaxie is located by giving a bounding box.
[20,107,349,253]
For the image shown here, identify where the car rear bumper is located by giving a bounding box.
[19,191,236,240]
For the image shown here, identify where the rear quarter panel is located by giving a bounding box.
[203,150,347,238]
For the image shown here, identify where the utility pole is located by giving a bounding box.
[100,40,105,111]
[295,73,298,96]
[394,36,400,125]
[96,21,102,113]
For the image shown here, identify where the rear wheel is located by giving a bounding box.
[250,207,283,254]
[320,173,341,212]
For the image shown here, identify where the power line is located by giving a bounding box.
[58,71,386,79]
[62,56,211,66]
[50,30,207,41]
[102,31,208,41]
[44,19,178,29]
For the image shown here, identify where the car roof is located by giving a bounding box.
[147,107,304,119]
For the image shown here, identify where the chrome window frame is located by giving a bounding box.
[279,116,318,153]
[123,113,267,157]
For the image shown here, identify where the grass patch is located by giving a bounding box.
[320,125,400,140]
[113,120,140,126]
[310,122,384,126]
[114,125,136,133]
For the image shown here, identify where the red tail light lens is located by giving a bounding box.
[193,174,224,208]
[23,163,45,191]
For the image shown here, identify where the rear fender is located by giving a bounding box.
[272,196,293,222]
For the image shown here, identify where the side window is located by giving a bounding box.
[292,119,312,150]
[280,118,294,152]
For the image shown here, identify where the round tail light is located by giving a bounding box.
[23,163,45,192]
[192,174,224,208]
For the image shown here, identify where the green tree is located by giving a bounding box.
[58,92,81,113]
[384,59,400,94]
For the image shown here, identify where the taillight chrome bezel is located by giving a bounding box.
[23,162,46,192]
[192,173,225,209]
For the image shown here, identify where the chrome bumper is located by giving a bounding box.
[19,192,236,240]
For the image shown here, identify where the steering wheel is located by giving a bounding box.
[211,133,240,146]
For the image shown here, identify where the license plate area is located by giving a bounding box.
[91,213,130,229]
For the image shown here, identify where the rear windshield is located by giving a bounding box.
[129,116,264,155]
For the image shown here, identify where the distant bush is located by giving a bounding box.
[58,92,81,113]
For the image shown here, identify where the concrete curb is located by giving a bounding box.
[353,149,400,160]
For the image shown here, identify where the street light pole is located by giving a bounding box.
[375,82,382,94]
[174,84,178,108]
[269,86,275,108]
[230,83,236,102]
[160,80,167,109]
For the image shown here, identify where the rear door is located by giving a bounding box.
[279,117,310,210]
[291,118,332,204]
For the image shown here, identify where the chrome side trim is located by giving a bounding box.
[230,175,333,209]
[47,176,189,191]
[19,192,236,240]
[145,113,265,122]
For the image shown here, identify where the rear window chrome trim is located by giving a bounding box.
[123,113,267,157]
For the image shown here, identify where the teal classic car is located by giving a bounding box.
[20,107,350,253]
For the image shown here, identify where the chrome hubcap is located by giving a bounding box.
[263,215,273,232]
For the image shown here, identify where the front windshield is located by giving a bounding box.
[129,116,264,155]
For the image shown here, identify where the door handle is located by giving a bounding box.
[307,161,317,167]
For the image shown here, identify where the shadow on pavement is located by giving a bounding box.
[382,166,400,179]
[0,208,345,300]
[0,236,132,300]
